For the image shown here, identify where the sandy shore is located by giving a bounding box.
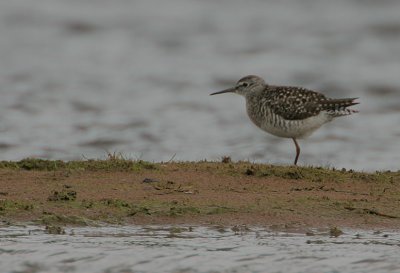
[0,159,399,229]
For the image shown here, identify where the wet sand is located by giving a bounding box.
[0,159,399,229]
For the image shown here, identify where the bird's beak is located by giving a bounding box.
[210,87,236,96]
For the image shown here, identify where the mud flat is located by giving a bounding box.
[0,158,399,229]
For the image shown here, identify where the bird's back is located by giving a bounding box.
[251,85,357,119]
[245,85,358,138]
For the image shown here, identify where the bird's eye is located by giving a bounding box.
[242,82,249,87]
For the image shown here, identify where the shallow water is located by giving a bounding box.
[0,0,400,170]
[1,225,400,273]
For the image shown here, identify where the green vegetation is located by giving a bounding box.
[329,226,344,237]
[95,199,235,217]
[0,200,34,214]
[48,187,77,202]
[0,158,398,183]
[233,163,399,183]
[0,197,241,225]
[40,212,91,226]
[0,158,157,172]
[160,160,399,184]
[45,225,66,235]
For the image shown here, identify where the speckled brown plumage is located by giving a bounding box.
[256,85,358,120]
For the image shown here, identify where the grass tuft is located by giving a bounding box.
[0,200,34,214]
[0,158,157,172]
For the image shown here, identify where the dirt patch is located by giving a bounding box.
[0,159,399,229]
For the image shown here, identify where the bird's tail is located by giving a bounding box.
[321,98,359,117]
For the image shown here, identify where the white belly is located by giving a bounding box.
[258,112,333,139]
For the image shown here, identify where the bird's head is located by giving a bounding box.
[210,75,266,97]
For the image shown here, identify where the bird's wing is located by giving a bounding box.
[314,98,359,117]
[265,86,329,120]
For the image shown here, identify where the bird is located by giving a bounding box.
[210,75,359,165]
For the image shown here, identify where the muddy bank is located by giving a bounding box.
[0,159,399,229]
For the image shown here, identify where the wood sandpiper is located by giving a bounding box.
[210,75,359,165]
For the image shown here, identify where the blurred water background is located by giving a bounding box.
[0,0,399,170]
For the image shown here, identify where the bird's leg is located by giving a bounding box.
[292,138,300,165]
